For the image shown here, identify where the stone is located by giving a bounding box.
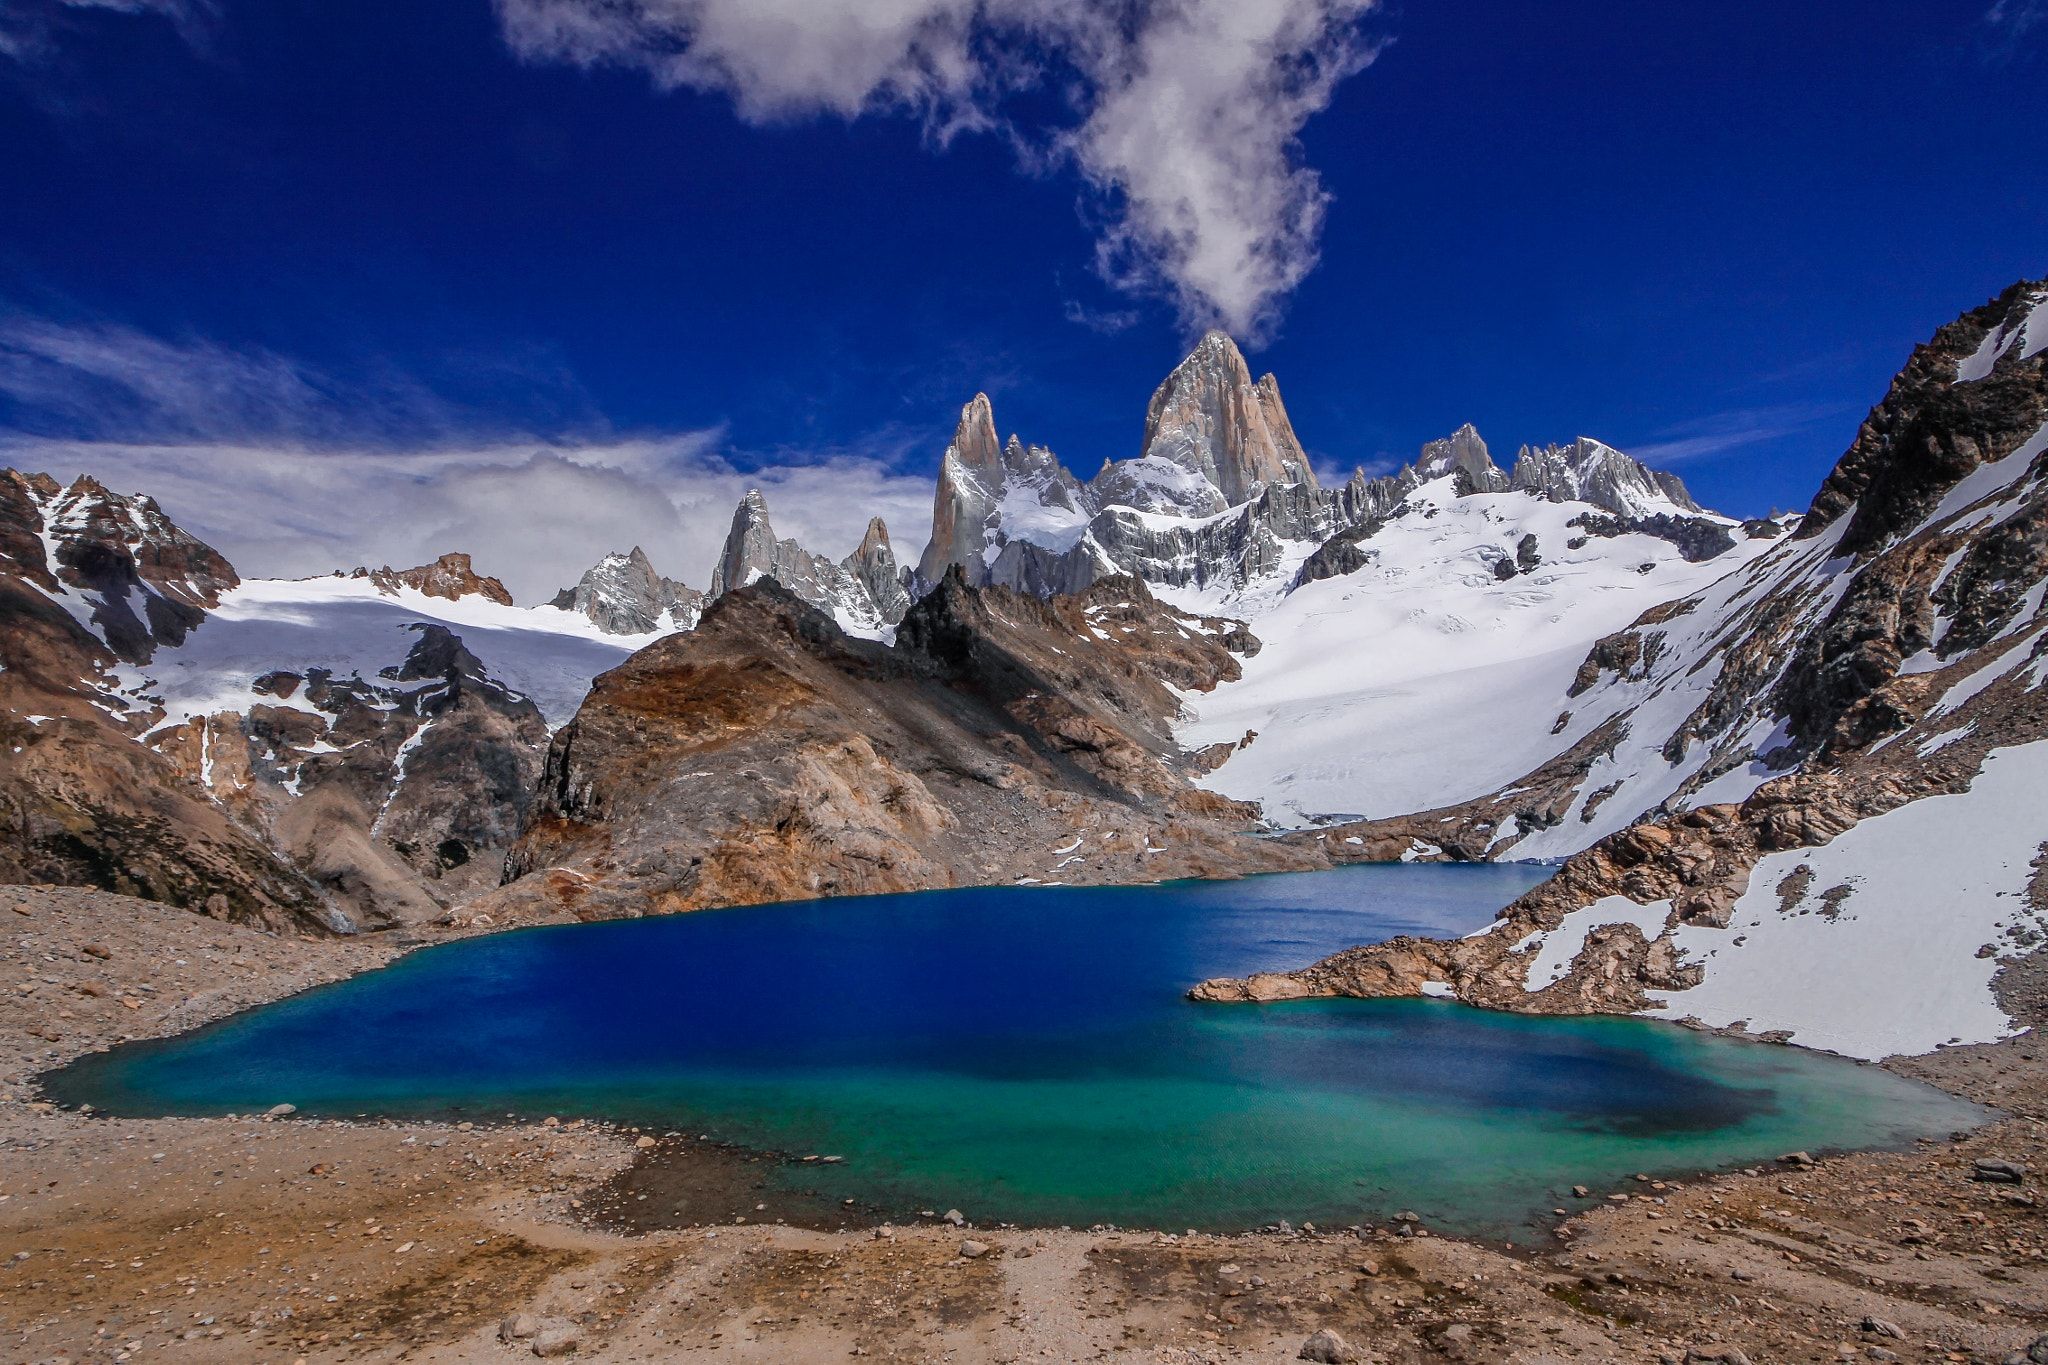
[498,1313,541,1342]
[1860,1316,1904,1339]
[943,1208,965,1226]
[264,1103,296,1118]
[1298,1326,1359,1363]
[531,1321,581,1357]
[958,1240,989,1259]
[1973,1158,2027,1184]
[633,1136,656,1149]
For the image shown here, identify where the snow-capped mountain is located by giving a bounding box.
[1193,277,2048,1061]
[905,331,1737,613]
[549,545,705,635]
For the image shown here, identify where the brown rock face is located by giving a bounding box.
[359,553,514,606]
[501,570,1313,919]
[1138,332,1318,506]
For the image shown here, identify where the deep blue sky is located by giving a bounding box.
[2,0,2043,531]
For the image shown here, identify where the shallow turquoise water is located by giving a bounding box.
[49,865,1985,1234]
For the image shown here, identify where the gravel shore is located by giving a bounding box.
[4,886,2045,1363]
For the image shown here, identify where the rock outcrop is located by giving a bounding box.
[353,553,514,606]
[548,546,704,635]
[500,571,1313,919]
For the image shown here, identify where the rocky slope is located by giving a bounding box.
[497,570,1311,919]
[1193,277,2048,1061]
[0,479,652,933]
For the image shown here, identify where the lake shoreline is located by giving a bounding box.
[6,882,2047,1362]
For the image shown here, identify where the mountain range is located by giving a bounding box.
[1,277,2043,1061]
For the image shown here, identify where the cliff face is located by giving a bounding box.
[1132,331,1318,509]
[1192,278,2048,1060]
[498,571,1311,920]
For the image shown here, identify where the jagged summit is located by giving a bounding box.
[1415,423,1507,492]
[549,545,703,635]
[912,332,1724,606]
[1509,436,1702,517]
[706,488,909,635]
[1134,329,1316,509]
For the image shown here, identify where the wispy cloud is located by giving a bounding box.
[1626,402,1849,467]
[1983,0,2046,57]
[1,0,217,63]
[1061,297,1140,336]
[0,311,936,602]
[492,0,1381,341]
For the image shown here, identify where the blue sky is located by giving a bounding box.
[0,0,2042,598]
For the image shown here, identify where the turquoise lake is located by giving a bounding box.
[48,864,1984,1235]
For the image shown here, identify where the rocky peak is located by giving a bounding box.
[548,545,703,635]
[1136,330,1318,509]
[707,489,783,599]
[1798,277,2048,554]
[0,469,240,666]
[358,552,514,606]
[1509,437,1702,518]
[708,488,905,632]
[951,393,1005,481]
[842,517,911,623]
[1416,423,1508,492]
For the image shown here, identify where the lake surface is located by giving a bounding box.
[50,864,1984,1235]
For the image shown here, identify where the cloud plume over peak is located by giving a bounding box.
[492,0,1379,339]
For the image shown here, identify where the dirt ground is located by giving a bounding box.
[4,885,2047,1364]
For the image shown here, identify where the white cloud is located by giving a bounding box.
[0,435,935,604]
[492,0,1378,339]
[0,313,935,603]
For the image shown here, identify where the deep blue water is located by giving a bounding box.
[50,865,1984,1233]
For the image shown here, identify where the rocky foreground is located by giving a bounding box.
[4,885,2048,1364]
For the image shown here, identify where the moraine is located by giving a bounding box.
[47,864,1983,1236]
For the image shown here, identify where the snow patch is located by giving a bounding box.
[1651,742,2048,1059]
